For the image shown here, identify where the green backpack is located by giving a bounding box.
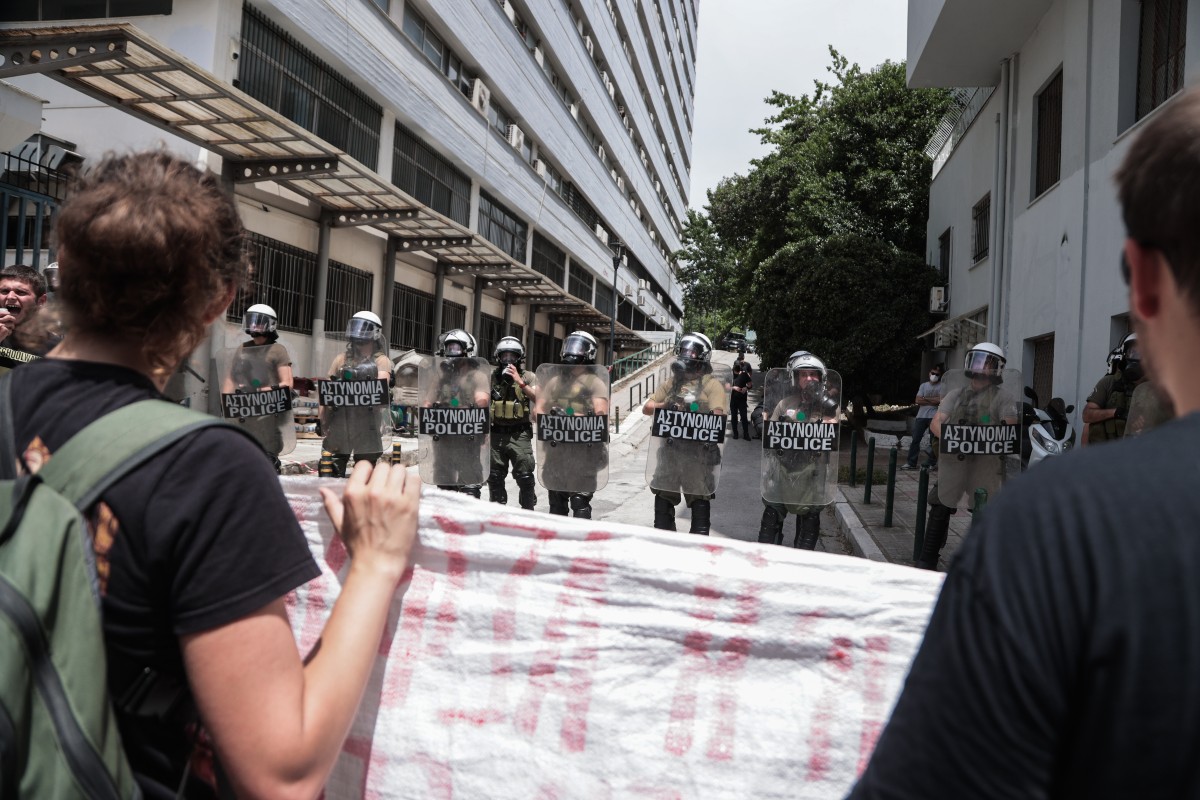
[0,375,228,799]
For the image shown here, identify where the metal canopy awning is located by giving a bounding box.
[0,23,647,344]
[916,306,987,347]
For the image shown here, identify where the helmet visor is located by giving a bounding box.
[497,349,521,366]
[346,318,380,342]
[244,311,275,335]
[964,350,1003,377]
[678,339,707,362]
[443,340,467,357]
[561,336,593,363]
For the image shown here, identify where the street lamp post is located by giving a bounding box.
[608,240,625,367]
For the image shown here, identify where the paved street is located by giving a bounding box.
[283,351,969,571]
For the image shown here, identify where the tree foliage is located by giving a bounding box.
[676,49,951,401]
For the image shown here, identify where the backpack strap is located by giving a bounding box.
[36,399,227,510]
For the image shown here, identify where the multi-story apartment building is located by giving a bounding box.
[0,0,695,406]
[909,0,1193,412]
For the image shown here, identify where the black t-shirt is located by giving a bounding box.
[849,412,1200,799]
[730,372,752,406]
[10,359,320,798]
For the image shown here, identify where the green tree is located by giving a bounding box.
[677,48,951,402]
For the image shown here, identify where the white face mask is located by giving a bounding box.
[929,373,941,383]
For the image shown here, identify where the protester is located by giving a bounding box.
[901,363,943,470]
[0,263,52,373]
[5,151,419,798]
[851,87,1200,798]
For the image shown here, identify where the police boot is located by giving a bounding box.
[515,473,537,510]
[549,490,570,516]
[463,485,482,499]
[488,466,508,505]
[689,499,711,535]
[796,511,821,550]
[730,415,739,439]
[918,503,953,570]
[757,507,784,545]
[653,495,677,531]
[569,493,593,519]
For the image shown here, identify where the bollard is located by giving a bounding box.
[849,433,859,488]
[972,487,988,514]
[884,446,898,527]
[318,449,337,478]
[864,437,877,503]
[614,407,620,434]
[913,465,930,562]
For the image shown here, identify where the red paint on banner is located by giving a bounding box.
[410,751,454,800]
[806,636,856,783]
[856,635,891,775]
[379,566,438,708]
[342,735,390,800]
[428,514,470,658]
[513,532,611,752]
[324,534,349,574]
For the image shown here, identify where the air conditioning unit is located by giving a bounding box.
[637,292,647,307]
[929,285,948,314]
[622,282,633,298]
[584,35,594,57]
[655,292,662,302]
[506,124,526,151]
[532,158,547,177]
[616,176,625,192]
[934,327,957,349]
[471,79,492,117]
[649,229,657,242]
[533,45,544,66]
[568,102,579,120]
[596,144,606,162]
[594,223,609,245]
[638,278,649,290]
[502,0,516,23]
[606,81,616,100]
[621,253,628,266]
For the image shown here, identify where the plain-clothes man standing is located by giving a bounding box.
[902,363,943,469]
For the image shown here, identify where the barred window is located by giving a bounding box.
[594,281,614,318]
[531,232,566,285]
[971,194,990,263]
[442,299,467,335]
[393,123,471,225]
[1,0,172,21]
[478,191,528,262]
[402,6,476,98]
[1034,70,1063,198]
[479,313,506,360]
[532,330,554,369]
[937,228,951,284]
[1137,0,1187,120]
[228,232,318,334]
[325,262,374,339]
[391,283,436,353]
[568,262,594,304]
[240,5,382,169]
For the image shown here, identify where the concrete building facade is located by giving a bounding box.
[0,0,696,401]
[910,0,1195,414]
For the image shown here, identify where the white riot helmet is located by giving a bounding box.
[787,351,826,384]
[676,332,713,366]
[438,328,476,358]
[42,261,59,294]
[243,303,277,335]
[346,310,383,343]
[494,335,525,366]
[964,342,1006,381]
[561,330,598,365]
[1117,332,1144,381]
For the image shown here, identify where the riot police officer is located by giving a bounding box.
[1083,333,1146,443]
[223,303,294,472]
[919,342,1020,570]
[320,311,393,477]
[489,335,539,509]
[757,351,841,549]
[420,328,491,497]
[537,331,610,518]
[642,332,730,534]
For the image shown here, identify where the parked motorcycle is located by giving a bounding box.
[1021,386,1076,468]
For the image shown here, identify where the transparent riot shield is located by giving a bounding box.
[218,343,296,458]
[760,367,842,508]
[319,342,393,460]
[534,363,611,493]
[935,367,1024,510]
[645,360,734,497]
[417,356,492,487]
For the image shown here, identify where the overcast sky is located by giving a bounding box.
[687,0,909,210]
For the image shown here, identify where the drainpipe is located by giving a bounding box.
[1000,54,1020,354]
[1073,0,1097,421]
[432,261,446,342]
[310,212,332,376]
[989,60,1011,345]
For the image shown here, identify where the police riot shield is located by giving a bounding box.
[645,360,734,497]
[218,343,296,457]
[759,367,842,508]
[935,368,1024,510]
[319,342,393,459]
[534,363,611,493]
[416,356,492,487]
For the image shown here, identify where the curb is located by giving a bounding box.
[831,488,889,563]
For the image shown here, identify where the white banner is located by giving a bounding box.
[281,477,942,799]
